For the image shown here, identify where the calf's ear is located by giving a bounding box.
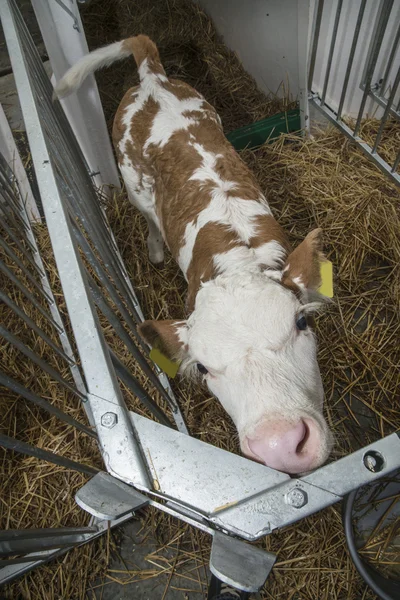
[138,319,188,359]
[282,229,326,294]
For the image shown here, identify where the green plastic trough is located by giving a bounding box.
[226,108,301,151]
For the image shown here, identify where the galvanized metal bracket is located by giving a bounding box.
[210,532,276,593]
[75,472,149,520]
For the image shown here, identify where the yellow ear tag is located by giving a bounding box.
[150,348,180,378]
[318,260,333,298]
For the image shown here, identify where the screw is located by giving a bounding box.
[101,412,118,429]
[285,488,308,508]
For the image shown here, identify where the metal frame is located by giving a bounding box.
[308,0,400,186]
[1,0,400,594]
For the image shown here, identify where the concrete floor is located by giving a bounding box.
[0,4,211,598]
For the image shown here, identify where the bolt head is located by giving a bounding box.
[285,487,308,508]
[101,412,118,429]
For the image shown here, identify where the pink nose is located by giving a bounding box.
[245,418,321,474]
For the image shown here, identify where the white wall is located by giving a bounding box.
[197,0,303,100]
[197,0,400,120]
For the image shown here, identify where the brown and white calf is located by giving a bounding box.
[55,35,333,474]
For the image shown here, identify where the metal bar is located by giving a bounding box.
[0,372,96,437]
[0,291,75,366]
[0,528,99,557]
[379,20,400,98]
[310,96,400,186]
[0,527,98,541]
[0,327,86,401]
[337,0,367,120]
[392,149,400,173]
[1,0,151,489]
[0,186,30,232]
[0,259,62,333]
[354,0,394,136]
[10,11,141,322]
[0,203,37,255]
[372,65,400,153]
[88,273,179,413]
[109,350,175,429]
[308,0,325,90]
[0,237,53,303]
[0,433,99,476]
[320,0,343,107]
[364,84,400,120]
[0,511,134,586]
[72,222,147,352]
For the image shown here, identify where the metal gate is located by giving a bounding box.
[308,0,400,186]
[1,0,400,595]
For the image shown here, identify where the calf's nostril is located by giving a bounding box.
[295,420,309,454]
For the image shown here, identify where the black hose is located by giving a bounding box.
[342,490,400,600]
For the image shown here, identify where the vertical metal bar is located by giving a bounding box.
[354,0,394,136]
[379,21,400,98]
[1,0,151,489]
[320,0,343,107]
[0,433,98,475]
[337,0,367,120]
[372,65,400,152]
[392,149,400,173]
[308,0,325,91]
[0,373,96,437]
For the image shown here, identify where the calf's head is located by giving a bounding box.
[139,230,333,474]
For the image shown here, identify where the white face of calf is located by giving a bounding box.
[139,230,333,474]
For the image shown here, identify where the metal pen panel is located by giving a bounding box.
[337,0,367,120]
[354,0,394,137]
[320,0,343,107]
[1,0,151,489]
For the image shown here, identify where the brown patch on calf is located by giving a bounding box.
[282,229,324,291]
[123,35,166,76]
[251,214,291,253]
[186,223,243,312]
[138,319,186,359]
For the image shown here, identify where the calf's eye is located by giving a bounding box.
[197,363,208,375]
[296,314,308,331]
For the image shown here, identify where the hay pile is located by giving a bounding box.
[2,0,399,597]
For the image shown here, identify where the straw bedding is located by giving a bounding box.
[1,0,399,598]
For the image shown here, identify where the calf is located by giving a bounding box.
[55,35,333,474]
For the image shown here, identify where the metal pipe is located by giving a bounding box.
[0,373,96,437]
[337,0,367,120]
[0,526,99,557]
[0,433,99,475]
[372,65,400,153]
[354,0,394,136]
[308,0,325,91]
[321,0,343,107]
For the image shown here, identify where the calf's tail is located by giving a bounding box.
[53,35,165,99]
